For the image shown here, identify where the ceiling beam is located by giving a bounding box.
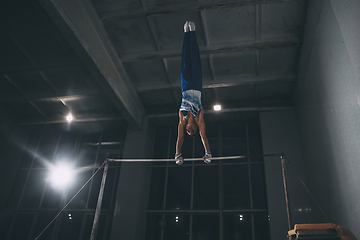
[135,75,296,92]
[139,1,181,109]
[38,0,145,129]
[255,3,261,76]
[100,0,295,22]
[0,90,104,103]
[148,106,294,118]
[17,116,124,125]
[16,105,293,125]
[120,39,301,63]
[1,22,53,36]
[3,75,47,120]
[0,60,82,75]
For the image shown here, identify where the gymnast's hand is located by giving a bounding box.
[175,153,184,165]
[203,152,212,164]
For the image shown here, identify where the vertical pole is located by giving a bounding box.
[218,123,223,240]
[90,160,109,240]
[281,154,292,230]
[246,123,255,240]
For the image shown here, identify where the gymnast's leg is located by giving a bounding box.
[189,28,202,91]
[181,23,191,93]
[181,21,202,92]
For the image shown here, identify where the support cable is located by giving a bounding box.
[35,161,106,240]
[285,158,342,239]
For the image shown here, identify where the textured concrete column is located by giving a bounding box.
[109,116,155,240]
[292,0,360,235]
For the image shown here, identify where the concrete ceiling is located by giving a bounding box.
[0,0,307,130]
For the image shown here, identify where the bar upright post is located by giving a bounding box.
[90,159,109,240]
[281,154,292,230]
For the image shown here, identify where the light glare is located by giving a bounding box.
[66,113,73,122]
[49,163,74,189]
[214,105,221,111]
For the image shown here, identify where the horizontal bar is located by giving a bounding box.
[152,161,269,168]
[107,153,282,162]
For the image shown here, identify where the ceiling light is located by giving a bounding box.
[48,163,75,189]
[66,113,73,122]
[214,105,221,111]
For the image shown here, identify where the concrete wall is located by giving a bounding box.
[109,117,155,240]
[294,0,360,237]
[260,110,312,240]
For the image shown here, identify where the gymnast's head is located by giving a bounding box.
[186,122,198,136]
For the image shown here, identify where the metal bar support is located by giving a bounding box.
[107,153,282,162]
[90,159,109,240]
[281,154,292,230]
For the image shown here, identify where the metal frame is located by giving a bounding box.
[90,160,109,240]
[91,152,292,240]
[281,154,292,230]
[7,126,293,240]
[7,130,125,240]
[107,153,281,162]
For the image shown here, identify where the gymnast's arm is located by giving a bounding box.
[176,111,186,156]
[197,109,211,153]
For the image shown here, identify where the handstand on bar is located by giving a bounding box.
[175,21,211,165]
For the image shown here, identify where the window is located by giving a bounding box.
[2,129,125,240]
[147,119,270,240]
